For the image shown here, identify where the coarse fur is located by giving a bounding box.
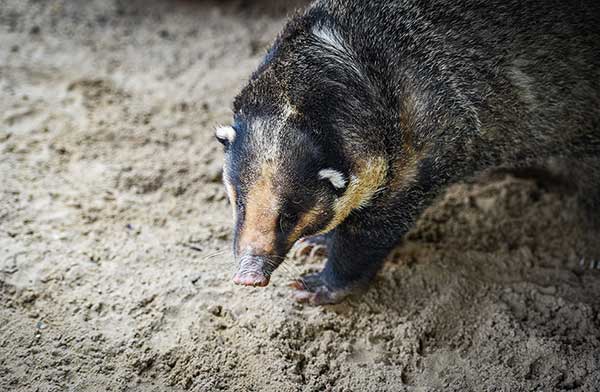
[218,0,600,303]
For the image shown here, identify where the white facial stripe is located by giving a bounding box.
[319,168,347,189]
[215,125,236,143]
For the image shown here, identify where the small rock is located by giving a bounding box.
[538,285,557,295]
[208,304,222,317]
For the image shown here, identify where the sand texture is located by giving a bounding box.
[1,1,599,391]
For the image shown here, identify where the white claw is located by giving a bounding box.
[308,245,326,262]
[292,243,305,258]
[580,258,585,268]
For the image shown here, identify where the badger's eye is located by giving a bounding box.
[278,211,298,233]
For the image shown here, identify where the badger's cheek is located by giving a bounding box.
[287,200,335,246]
[288,208,325,245]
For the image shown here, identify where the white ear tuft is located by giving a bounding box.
[215,125,236,143]
[319,168,347,189]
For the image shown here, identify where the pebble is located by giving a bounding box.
[208,304,223,317]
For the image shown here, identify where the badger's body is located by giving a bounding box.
[217,0,600,304]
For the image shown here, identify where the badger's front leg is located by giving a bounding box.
[291,199,419,305]
[289,148,466,305]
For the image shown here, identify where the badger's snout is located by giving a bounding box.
[232,254,277,287]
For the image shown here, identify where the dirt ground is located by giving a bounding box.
[1,1,600,391]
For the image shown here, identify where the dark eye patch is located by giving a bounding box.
[278,210,298,234]
[278,197,307,234]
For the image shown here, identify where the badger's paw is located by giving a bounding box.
[289,272,351,305]
[290,235,329,261]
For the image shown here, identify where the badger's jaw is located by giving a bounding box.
[232,254,278,287]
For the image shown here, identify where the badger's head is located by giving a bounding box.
[216,98,351,286]
[217,14,391,287]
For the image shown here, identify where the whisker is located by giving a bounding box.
[260,257,301,281]
[181,243,203,252]
[201,246,323,284]
[197,250,230,263]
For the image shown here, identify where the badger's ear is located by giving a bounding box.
[318,168,347,190]
[215,125,236,146]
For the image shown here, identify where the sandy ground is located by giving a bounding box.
[1,1,600,391]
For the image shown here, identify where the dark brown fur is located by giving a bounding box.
[219,0,600,304]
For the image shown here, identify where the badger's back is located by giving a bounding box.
[226,0,600,304]
[306,0,600,160]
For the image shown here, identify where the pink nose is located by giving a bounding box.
[232,271,270,287]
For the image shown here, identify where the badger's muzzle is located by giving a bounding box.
[232,254,278,287]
